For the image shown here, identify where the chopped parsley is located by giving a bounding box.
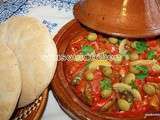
[136,73,148,80]
[147,50,156,60]
[135,65,149,80]
[134,41,147,53]
[82,45,94,55]
[100,79,112,90]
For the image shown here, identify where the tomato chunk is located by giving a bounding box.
[145,76,160,83]
[146,39,158,48]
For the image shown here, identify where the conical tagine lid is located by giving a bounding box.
[74,0,160,38]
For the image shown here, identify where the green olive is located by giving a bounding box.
[124,73,136,84]
[86,33,97,41]
[108,37,118,44]
[143,84,156,96]
[130,52,139,61]
[118,99,130,111]
[113,55,123,64]
[86,71,94,81]
[101,89,112,98]
[113,83,142,101]
[129,65,140,74]
[102,67,112,77]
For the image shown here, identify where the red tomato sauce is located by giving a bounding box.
[64,32,160,117]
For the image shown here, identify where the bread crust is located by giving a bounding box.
[0,16,57,108]
[0,43,21,120]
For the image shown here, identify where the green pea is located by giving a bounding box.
[86,33,97,41]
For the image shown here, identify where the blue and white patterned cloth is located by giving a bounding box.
[0,0,78,35]
[0,0,79,119]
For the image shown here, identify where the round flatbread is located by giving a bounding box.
[0,16,57,107]
[0,43,21,120]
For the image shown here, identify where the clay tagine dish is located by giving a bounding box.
[51,0,160,120]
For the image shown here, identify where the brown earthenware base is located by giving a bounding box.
[51,19,160,120]
[11,88,48,120]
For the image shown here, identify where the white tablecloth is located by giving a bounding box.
[43,92,71,120]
